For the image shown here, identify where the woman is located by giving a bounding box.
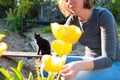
[58,0,120,80]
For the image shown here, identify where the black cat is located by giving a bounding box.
[34,33,51,55]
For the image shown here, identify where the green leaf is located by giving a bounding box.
[0,68,13,80]
[10,67,23,80]
[28,72,33,80]
[17,60,23,72]
[35,77,43,80]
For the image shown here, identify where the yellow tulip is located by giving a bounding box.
[0,42,8,57]
[51,22,82,44]
[0,34,5,41]
[42,55,66,72]
[51,39,72,56]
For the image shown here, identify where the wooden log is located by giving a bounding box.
[2,51,42,58]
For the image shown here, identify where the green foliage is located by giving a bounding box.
[0,30,7,35]
[42,25,52,33]
[117,23,120,38]
[110,0,120,21]
[0,68,13,80]
[24,37,31,43]
[94,0,120,22]
[0,0,14,18]
[95,0,111,8]
[112,0,116,3]
[94,0,119,8]
[0,60,48,80]
[30,0,44,5]
[0,60,38,80]
[0,5,7,18]
[27,0,44,19]
[28,72,34,80]
[0,0,13,6]
[5,8,22,31]
[17,0,33,18]
[4,0,32,31]
[12,60,23,80]
[0,60,23,80]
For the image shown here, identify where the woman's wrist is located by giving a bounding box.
[77,60,94,71]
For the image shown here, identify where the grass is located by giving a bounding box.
[24,37,31,43]
[0,29,8,35]
[42,25,52,34]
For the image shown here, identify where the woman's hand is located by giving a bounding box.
[60,61,81,78]
[60,60,94,78]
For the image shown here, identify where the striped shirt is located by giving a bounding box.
[66,7,120,70]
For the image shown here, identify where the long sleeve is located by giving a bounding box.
[65,8,120,70]
[93,8,118,70]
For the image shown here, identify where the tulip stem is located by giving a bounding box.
[56,72,61,80]
[47,72,54,80]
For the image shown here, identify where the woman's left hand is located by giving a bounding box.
[60,61,81,78]
[60,60,94,78]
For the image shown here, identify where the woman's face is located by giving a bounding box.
[66,0,84,13]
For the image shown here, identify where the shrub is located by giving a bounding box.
[42,25,52,34]
[110,0,120,22]
[5,8,22,31]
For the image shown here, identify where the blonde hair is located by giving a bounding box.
[58,0,72,17]
[58,0,95,17]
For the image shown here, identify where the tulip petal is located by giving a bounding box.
[0,34,5,41]
[0,42,8,57]
[42,55,66,72]
[51,23,82,44]
[51,39,72,56]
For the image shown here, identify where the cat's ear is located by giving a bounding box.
[34,32,40,36]
[34,32,37,36]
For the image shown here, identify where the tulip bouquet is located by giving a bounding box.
[41,22,82,80]
[0,34,8,57]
